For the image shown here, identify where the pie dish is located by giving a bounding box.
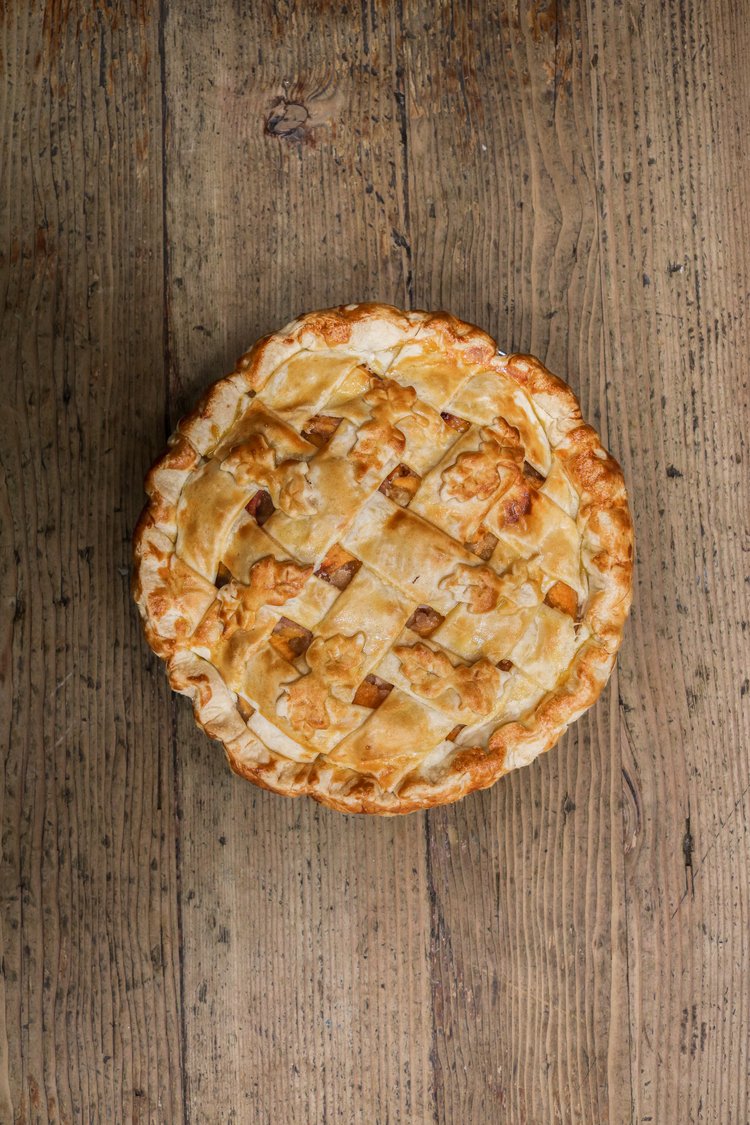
[133,303,633,814]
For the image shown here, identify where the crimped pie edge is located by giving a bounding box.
[133,302,633,814]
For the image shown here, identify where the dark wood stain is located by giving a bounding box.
[2,1,749,1122]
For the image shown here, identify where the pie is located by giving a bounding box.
[133,303,633,814]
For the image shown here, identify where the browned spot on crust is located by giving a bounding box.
[498,659,514,672]
[405,605,445,637]
[163,434,200,472]
[420,312,497,362]
[315,543,362,589]
[353,674,394,709]
[301,414,342,447]
[545,580,578,618]
[384,506,411,538]
[341,775,381,801]
[452,742,506,784]
[502,487,532,525]
[440,410,471,433]
[246,489,274,526]
[561,426,627,504]
[379,463,422,507]
[300,304,399,346]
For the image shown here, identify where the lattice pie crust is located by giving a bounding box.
[133,304,633,814]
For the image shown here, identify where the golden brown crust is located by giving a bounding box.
[133,303,633,814]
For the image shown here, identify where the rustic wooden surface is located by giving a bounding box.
[2,1,749,1121]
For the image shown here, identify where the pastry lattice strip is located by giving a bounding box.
[165,361,587,789]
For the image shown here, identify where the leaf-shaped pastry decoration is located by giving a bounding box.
[440,559,543,615]
[440,422,525,504]
[363,378,418,422]
[306,632,366,696]
[394,642,501,718]
[487,417,523,449]
[220,434,276,488]
[279,675,331,736]
[493,559,544,612]
[349,378,425,477]
[439,563,504,613]
[278,632,366,734]
[275,460,317,517]
[214,583,258,632]
[440,444,504,501]
[394,642,449,699]
[249,556,313,604]
[351,417,406,477]
[193,556,312,646]
[455,661,502,716]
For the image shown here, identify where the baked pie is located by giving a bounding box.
[133,304,633,814]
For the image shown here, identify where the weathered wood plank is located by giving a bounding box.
[163,0,414,418]
[0,2,182,1120]
[162,3,433,1121]
[589,0,750,1120]
[403,3,631,1121]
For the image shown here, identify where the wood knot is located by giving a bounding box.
[621,766,642,854]
[265,100,309,140]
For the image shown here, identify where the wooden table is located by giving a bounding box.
[2,2,748,1121]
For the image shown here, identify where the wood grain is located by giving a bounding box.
[0,2,182,1120]
[2,0,749,1121]
[403,5,630,1121]
[590,2,750,1121]
[162,3,434,1121]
